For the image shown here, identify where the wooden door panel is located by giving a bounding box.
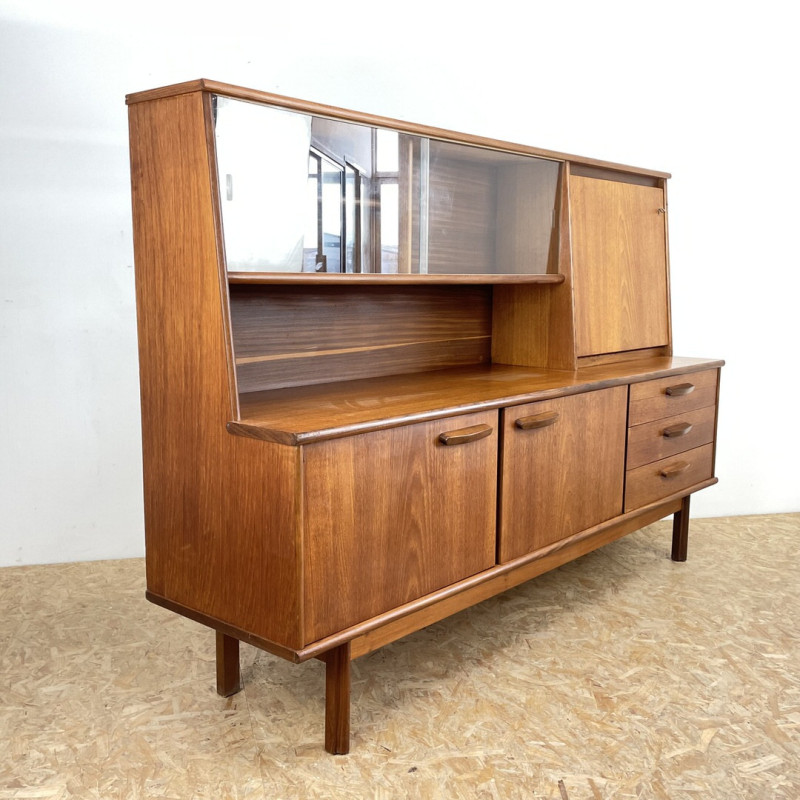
[571,176,670,357]
[302,410,498,643]
[499,387,627,562]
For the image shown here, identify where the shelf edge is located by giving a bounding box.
[227,272,566,286]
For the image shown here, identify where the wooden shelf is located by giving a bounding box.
[229,357,724,446]
[227,271,566,286]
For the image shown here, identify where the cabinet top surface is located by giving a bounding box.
[126,78,670,179]
[231,357,723,446]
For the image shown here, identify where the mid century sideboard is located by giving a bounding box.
[126,79,723,753]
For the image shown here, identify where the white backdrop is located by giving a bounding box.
[1,1,798,566]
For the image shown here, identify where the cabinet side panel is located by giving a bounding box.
[570,176,670,357]
[129,94,302,649]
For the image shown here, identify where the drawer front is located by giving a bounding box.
[626,405,716,470]
[629,369,718,426]
[625,444,714,512]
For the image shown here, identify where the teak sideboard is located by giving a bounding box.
[126,79,723,754]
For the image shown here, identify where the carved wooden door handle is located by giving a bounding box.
[438,424,493,446]
[665,382,695,397]
[663,422,693,438]
[515,411,560,430]
[660,461,690,478]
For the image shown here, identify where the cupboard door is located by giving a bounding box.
[498,388,627,562]
[570,176,670,357]
[302,410,498,643]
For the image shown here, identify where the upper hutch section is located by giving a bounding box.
[127,79,673,375]
[127,79,669,281]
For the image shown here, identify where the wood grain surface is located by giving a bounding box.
[628,368,719,425]
[232,357,724,445]
[498,387,627,561]
[627,405,717,469]
[229,284,492,392]
[571,175,670,357]
[129,91,304,649]
[302,410,498,642]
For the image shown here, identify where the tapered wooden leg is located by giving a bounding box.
[671,495,691,562]
[215,632,242,696]
[323,642,351,755]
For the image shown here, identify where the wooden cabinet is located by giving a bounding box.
[570,174,671,358]
[126,79,723,754]
[499,388,627,562]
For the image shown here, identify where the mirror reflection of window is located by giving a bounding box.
[321,157,343,273]
[376,129,399,173]
[375,130,400,273]
[305,151,346,273]
[359,173,371,273]
[344,164,359,273]
[379,184,399,273]
[305,154,320,271]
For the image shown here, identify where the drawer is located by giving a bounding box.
[626,405,716,470]
[629,369,718,426]
[625,443,714,512]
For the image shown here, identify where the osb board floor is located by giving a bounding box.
[1,514,798,800]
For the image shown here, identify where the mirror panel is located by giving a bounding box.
[213,95,560,275]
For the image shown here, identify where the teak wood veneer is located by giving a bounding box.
[127,79,723,754]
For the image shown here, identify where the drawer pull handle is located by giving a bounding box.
[515,411,560,430]
[438,424,493,446]
[663,422,693,438]
[665,382,695,397]
[660,461,690,479]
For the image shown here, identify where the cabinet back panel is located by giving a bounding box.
[427,154,496,274]
[230,284,492,392]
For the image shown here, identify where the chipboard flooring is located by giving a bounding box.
[1,513,798,799]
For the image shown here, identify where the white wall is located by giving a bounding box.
[1,1,797,566]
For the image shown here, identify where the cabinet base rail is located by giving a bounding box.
[149,488,709,754]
